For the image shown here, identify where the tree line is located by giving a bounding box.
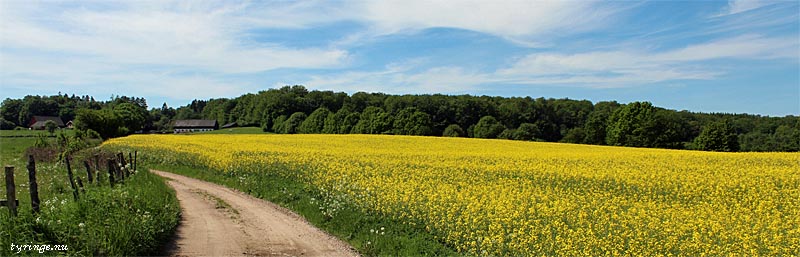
[0,94,149,139]
[2,86,798,152]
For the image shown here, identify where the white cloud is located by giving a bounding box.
[2,0,796,104]
[1,0,618,80]
[0,1,353,104]
[136,75,245,101]
[306,34,798,92]
[352,0,615,47]
[0,57,246,106]
[724,0,768,15]
[305,63,495,95]
[233,0,355,29]
[0,1,349,75]
[497,35,798,87]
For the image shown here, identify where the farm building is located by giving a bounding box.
[173,119,218,133]
[29,116,65,130]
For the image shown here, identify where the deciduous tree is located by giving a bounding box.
[473,116,505,139]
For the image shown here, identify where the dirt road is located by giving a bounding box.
[152,170,358,257]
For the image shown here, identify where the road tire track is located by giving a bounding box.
[154,170,358,257]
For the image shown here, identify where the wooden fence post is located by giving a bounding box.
[4,166,17,217]
[94,154,100,171]
[27,155,40,214]
[134,151,138,172]
[115,159,124,182]
[83,160,94,184]
[76,177,85,193]
[65,158,78,201]
[107,158,116,187]
[119,152,129,177]
[118,153,127,167]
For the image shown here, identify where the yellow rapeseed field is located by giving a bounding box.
[105,134,800,255]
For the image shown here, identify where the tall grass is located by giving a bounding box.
[0,135,180,256]
[0,167,180,256]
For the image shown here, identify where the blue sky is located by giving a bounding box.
[1,0,798,116]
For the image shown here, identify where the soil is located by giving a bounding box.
[153,170,358,257]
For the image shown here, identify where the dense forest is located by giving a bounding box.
[2,86,798,152]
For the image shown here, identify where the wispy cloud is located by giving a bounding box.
[0,1,350,103]
[652,34,797,61]
[353,0,616,47]
[308,34,798,92]
[305,62,495,95]
[497,34,797,87]
[722,0,769,16]
[1,1,349,74]
[1,1,797,115]
[2,0,614,99]
[136,74,245,101]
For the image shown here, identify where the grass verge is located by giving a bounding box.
[196,127,266,134]
[1,134,180,256]
[0,166,180,256]
[151,163,458,256]
[0,129,75,138]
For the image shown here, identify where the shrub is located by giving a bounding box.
[442,124,464,137]
[45,120,59,135]
[473,116,505,139]
[499,129,516,140]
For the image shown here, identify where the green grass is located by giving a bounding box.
[0,137,37,165]
[197,127,267,134]
[0,136,180,256]
[194,190,239,216]
[150,163,458,257]
[0,129,75,138]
